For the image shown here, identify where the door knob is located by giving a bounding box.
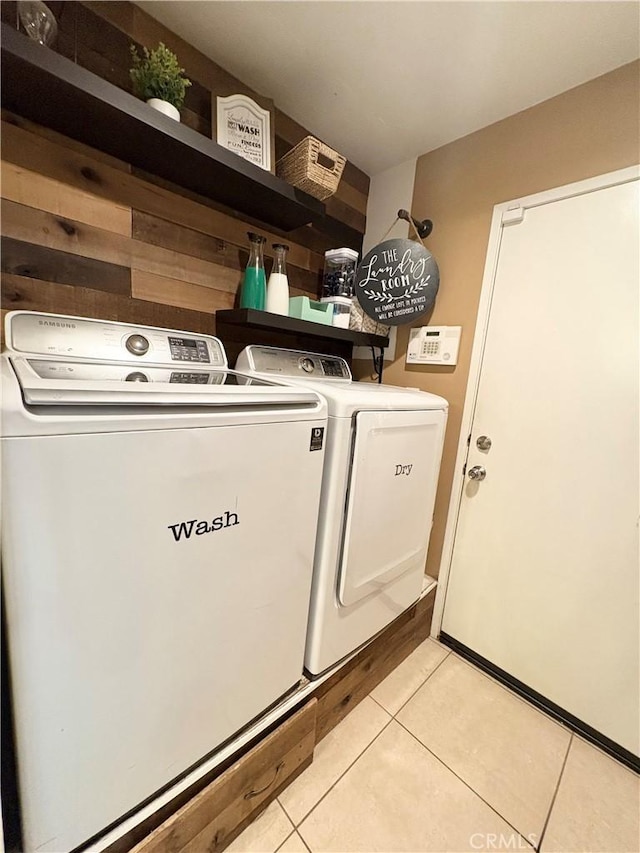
[476,436,492,451]
[468,465,486,481]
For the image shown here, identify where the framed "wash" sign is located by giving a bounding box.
[216,94,272,172]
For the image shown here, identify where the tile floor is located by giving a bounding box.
[228,639,640,853]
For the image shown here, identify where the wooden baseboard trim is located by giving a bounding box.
[313,590,435,741]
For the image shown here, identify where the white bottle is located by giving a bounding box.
[266,243,290,315]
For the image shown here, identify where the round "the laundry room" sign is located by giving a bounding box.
[355,238,439,326]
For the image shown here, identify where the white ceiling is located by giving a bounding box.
[136,1,640,175]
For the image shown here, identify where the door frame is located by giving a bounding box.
[431,164,640,637]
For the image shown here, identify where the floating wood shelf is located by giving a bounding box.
[216,309,389,349]
[0,24,360,244]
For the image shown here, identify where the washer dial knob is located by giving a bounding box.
[125,334,149,356]
[125,371,149,382]
[300,357,315,373]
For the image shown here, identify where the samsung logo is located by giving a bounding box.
[168,510,239,542]
[39,320,76,328]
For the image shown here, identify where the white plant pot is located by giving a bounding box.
[146,98,180,122]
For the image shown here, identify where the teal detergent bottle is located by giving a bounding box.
[240,232,267,310]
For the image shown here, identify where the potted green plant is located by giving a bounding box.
[129,42,192,122]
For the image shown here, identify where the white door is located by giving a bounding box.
[441,171,639,758]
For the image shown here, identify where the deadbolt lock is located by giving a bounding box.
[476,435,492,451]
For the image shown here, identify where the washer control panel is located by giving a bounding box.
[237,346,351,381]
[6,312,225,367]
[168,337,211,363]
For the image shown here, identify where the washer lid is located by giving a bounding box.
[8,357,322,408]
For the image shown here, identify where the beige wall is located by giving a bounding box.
[356,60,640,579]
[354,157,418,362]
[362,157,416,255]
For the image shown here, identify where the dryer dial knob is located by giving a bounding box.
[126,334,149,356]
[300,357,315,373]
[125,371,149,382]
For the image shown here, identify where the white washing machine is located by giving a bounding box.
[236,346,448,676]
[1,313,327,853]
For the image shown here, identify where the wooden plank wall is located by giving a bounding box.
[0,1,370,340]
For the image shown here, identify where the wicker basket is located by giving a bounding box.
[276,136,346,201]
[349,297,391,337]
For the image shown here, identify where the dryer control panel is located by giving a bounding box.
[5,312,227,367]
[237,346,351,382]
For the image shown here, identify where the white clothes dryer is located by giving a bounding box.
[236,346,448,676]
[1,313,327,853]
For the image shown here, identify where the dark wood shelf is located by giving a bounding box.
[216,309,389,348]
[0,24,342,235]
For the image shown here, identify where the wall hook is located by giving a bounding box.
[397,209,433,239]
